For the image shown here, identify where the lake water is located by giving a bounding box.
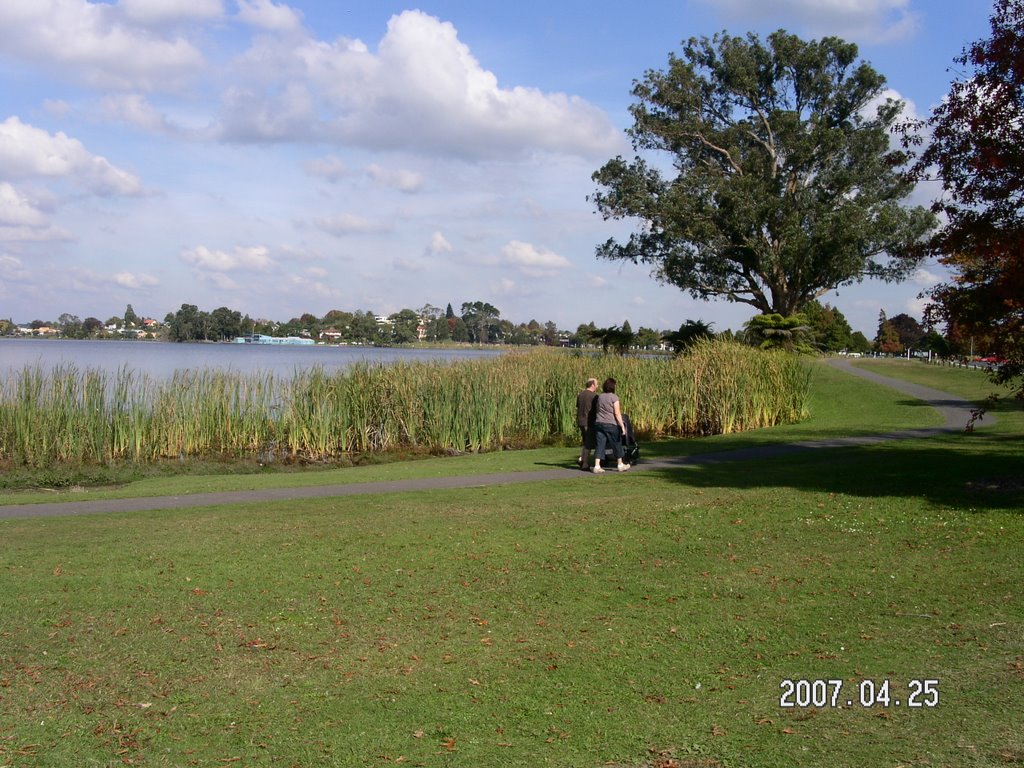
[0,338,504,380]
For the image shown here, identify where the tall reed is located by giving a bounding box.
[0,341,811,467]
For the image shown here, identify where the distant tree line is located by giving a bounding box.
[4,297,993,358]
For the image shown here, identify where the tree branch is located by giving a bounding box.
[685,132,743,175]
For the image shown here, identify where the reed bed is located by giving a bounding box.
[0,341,811,468]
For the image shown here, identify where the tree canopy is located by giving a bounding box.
[591,30,936,316]
[662,319,715,353]
[801,300,853,352]
[903,0,1024,391]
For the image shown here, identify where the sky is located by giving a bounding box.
[0,0,997,336]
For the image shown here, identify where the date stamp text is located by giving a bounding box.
[779,678,939,708]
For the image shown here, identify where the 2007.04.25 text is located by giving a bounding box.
[779,678,939,708]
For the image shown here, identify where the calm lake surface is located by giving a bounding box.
[0,338,503,380]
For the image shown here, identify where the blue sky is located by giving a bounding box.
[0,0,995,335]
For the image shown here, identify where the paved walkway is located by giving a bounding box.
[0,360,985,521]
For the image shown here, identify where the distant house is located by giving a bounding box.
[320,329,343,341]
[19,325,59,337]
[234,334,314,345]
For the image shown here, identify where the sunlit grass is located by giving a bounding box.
[1,404,1020,767]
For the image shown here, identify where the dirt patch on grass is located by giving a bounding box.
[602,749,722,768]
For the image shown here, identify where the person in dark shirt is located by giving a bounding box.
[575,377,598,469]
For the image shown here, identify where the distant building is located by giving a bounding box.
[18,325,59,337]
[234,334,315,345]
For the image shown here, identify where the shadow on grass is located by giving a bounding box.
[647,432,1024,512]
[894,397,981,410]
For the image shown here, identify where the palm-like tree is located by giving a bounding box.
[662,319,715,354]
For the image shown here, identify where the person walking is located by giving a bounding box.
[575,377,598,469]
[592,377,630,473]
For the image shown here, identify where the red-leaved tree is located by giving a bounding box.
[904,0,1024,395]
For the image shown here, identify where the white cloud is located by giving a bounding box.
[500,240,571,277]
[0,117,143,196]
[0,223,70,243]
[280,269,340,300]
[313,213,389,236]
[911,267,941,288]
[0,183,49,229]
[365,164,423,193]
[220,81,316,141]
[43,100,73,118]
[699,0,919,43]
[304,155,349,182]
[207,272,239,291]
[101,94,178,134]
[180,244,276,272]
[0,254,31,281]
[907,295,930,317]
[864,87,919,122]
[394,256,425,274]
[236,0,304,33]
[111,271,160,289]
[428,231,453,255]
[0,0,206,91]
[491,277,517,295]
[220,10,622,159]
[304,158,424,191]
[0,183,70,242]
[119,0,225,27]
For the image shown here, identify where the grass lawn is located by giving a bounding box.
[0,359,1021,767]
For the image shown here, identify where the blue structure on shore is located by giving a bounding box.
[234,334,315,345]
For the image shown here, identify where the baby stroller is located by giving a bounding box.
[602,413,639,466]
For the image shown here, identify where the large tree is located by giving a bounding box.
[903,0,1024,391]
[802,300,854,352]
[591,30,935,316]
[460,301,501,344]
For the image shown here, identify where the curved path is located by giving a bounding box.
[0,360,987,521]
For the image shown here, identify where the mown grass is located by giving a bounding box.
[0,359,1021,767]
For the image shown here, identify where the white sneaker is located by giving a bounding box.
[592,465,605,474]
[617,463,631,472]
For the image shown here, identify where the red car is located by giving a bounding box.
[978,355,1004,363]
